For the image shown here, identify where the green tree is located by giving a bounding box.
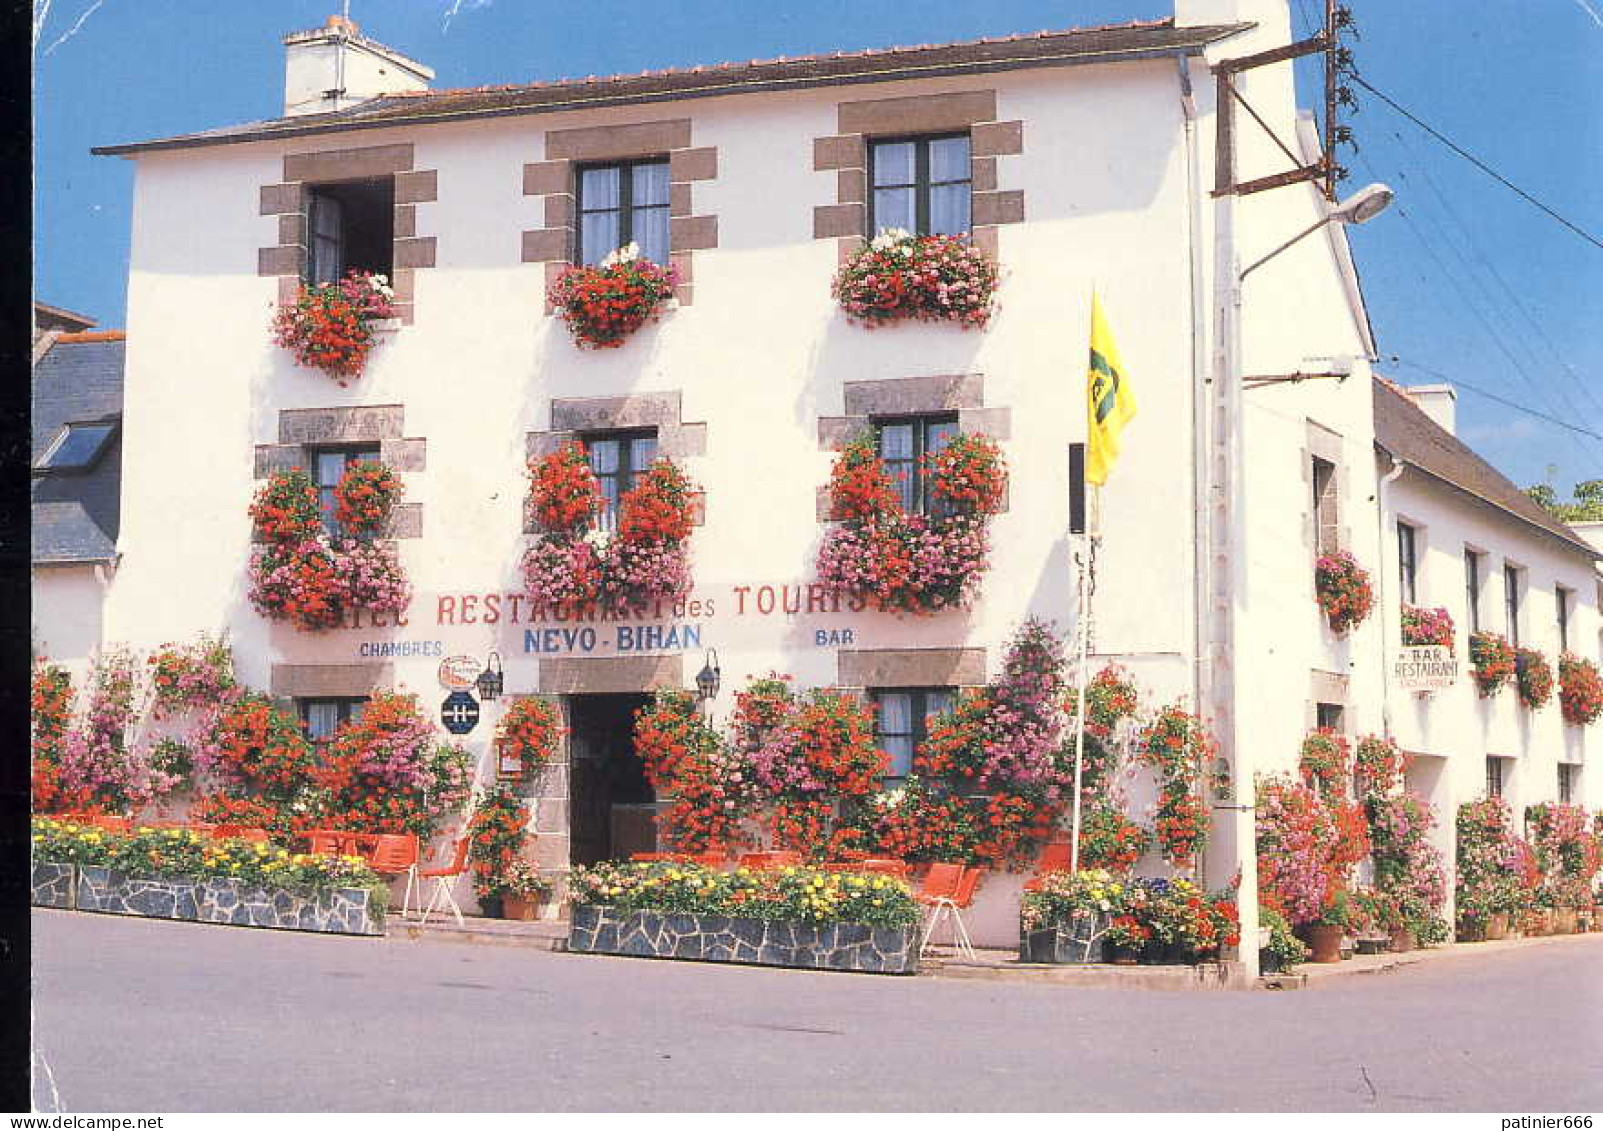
[1524,480,1603,521]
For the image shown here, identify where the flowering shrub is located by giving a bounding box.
[1353,734,1407,801]
[1468,631,1517,697]
[1136,704,1215,870]
[1366,791,1448,937]
[1558,654,1603,726]
[815,432,1006,614]
[467,785,533,902]
[315,693,472,839]
[547,243,679,349]
[1024,873,1239,962]
[147,635,235,717]
[522,444,697,615]
[198,692,315,805]
[1400,604,1455,650]
[1255,774,1369,926]
[1297,728,1351,796]
[572,860,918,929]
[634,690,755,852]
[1524,802,1599,909]
[831,229,999,329]
[1072,803,1151,873]
[57,647,152,812]
[332,461,403,537]
[247,467,411,632]
[1063,663,1139,798]
[271,271,396,384]
[1456,796,1532,926]
[31,660,75,812]
[495,697,564,784]
[1313,551,1374,633]
[1514,646,1554,710]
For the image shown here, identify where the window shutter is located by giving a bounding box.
[1068,443,1086,534]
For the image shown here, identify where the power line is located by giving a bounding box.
[1384,357,1603,441]
[1349,71,1603,252]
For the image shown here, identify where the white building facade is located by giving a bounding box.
[77,1,1597,957]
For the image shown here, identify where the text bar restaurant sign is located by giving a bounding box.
[1394,645,1459,691]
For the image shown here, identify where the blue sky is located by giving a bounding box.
[33,0,1603,494]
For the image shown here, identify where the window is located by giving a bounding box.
[1315,703,1345,733]
[577,160,670,266]
[1504,565,1522,645]
[1464,549,1483,633]
[584,430,659,531]
[1311,457,1338,555]
[1485,756,1505,799]
[34,421,116,472]
[313,446,380,537]
[1558,763,1577,804]
[300,697,367,743]
[868,134,971,237]
[874,688,956,779]
[1556,586,1572,653]
[306,179,395,284]
[1397,521,1418,605]
[876,415,957,515]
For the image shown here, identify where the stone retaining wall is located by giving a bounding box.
[32,863,383,937]
[568,904,917,975]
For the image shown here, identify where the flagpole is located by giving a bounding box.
[1068,487,1098,876]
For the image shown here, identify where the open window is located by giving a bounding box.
[306,178,395,284]
[34,420,117,473]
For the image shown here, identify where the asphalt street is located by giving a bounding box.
[30,909,1603,1112]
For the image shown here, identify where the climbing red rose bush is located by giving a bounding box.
[831,229,999,329]
[271,270,396,384]
[248,466,410,632]
[816,431,1007,614]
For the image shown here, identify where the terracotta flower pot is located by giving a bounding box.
[1388,926,1415,953]
[1302,923,1343,964]
[1485,913,1509,941]
[501,893,547,921]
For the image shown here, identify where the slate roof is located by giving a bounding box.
[32,336,125,565]
[1373,378,1599,562]
[93,18,1247,156]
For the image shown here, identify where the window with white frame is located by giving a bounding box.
[1558,763,1578,804]
[1486,756,1506,799]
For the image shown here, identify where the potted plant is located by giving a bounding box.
[271,270,396,385]
[1558,654,1603,726]
[1350,885,1398,953]
[1468,631,1517,697]
[1514,647,1554,710]
[1302,887,1350,963]
[1400,604,1455,650]
[1259,906,1309,974]
[499,859,551,921]
[830,228,999,329]
[546,242,678,349]
[1313,551,1374,633]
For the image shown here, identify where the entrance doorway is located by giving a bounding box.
[567,693,654,866]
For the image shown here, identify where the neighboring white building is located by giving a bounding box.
[73,0,1597,955]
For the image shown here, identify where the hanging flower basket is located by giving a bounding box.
[1313,551,1374,633]
[247,465,411,632]
[522,443,697,615]
[1558,654,1603,726]
[271,271,396,385]
[831,229,999,328]
[1297,728,1352,796]
[1514,647,1554,710]
[495,697,565,785]
[1400,604,1455,650]
[815,431,1006,614]
[1468,631,1517,697]
[547,243,679,349]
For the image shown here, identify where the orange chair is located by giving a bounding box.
[307,830,355,856]
[369,833,420,913]
[1022,841,1074,893]
[214,825,272,843]
[691,851,731,870]
[736,850,803,871]
[415,838,472,925]
[915,863,983,960]
[630,852,682,863]
[91,816,131,834]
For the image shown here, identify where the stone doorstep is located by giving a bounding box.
[388,913,569,950]
[924,947,1252,991]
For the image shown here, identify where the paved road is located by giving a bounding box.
[30,909,1603,1112]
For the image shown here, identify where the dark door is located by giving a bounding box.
[567,694,652,866]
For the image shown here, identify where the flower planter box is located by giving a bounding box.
[72,866,382,936]
[568,904,917,975]
[1019,916,1107,965]
[30,861,75,909]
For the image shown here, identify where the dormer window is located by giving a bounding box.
[307,179,394,284]
[35,421,117,473]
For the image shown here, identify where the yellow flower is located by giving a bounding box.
[668,870,682,881]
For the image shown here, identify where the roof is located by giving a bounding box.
[1373,378,1600,562]
[33,301,96,332]
[32,336,125,565]
[93,18,1247,156]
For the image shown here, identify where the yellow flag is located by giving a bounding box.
[1086,291,1136,486]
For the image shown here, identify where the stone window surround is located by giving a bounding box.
[836,647,987,691]
[812,88,1025,263]
[1303,420,1351,556]
[253,405,425,540]
[269,662,394,699]
[258,142,438,326]
[525,392,708,532]
[1305,669,1349,731]
[814,372,1011,520]
[520,118,717,309]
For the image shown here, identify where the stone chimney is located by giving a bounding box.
[283,14,434,117]
[1405,384,1458,436]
